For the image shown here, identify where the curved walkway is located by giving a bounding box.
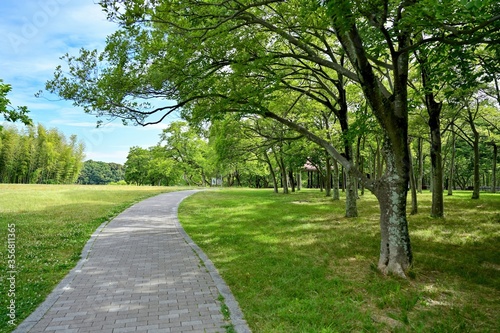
[15,190,250,333]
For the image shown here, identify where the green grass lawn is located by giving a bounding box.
[0,184,188,333]
[178,189,500,332]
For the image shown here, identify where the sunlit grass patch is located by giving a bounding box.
[0,184,188,333]
[179,188,500,332]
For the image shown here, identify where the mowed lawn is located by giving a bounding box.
[0,184,187,333]
[178,189,500,332]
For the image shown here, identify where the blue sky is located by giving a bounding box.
[0,0,178,164]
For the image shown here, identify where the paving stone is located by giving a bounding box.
[14,191,250,333]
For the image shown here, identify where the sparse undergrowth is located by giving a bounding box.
[178,189,499,332]
[0,184,188,333]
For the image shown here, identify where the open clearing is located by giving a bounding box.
[1,186,498,332]
[179,189,499,332]
[0,184,187,332]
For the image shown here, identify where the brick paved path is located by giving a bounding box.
[15,191,250,333]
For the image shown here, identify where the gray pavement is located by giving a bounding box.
[15,190,250,333]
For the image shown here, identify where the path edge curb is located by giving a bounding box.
[174,192,252,333]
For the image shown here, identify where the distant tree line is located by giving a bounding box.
[0,124,84,184]
[77,160,125,185]
[124,117,499,196]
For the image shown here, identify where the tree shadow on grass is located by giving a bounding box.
[179,190,500,332]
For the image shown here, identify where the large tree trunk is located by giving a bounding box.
[375,139,413,276]
[264,110,412,276]
[266,7,413,275]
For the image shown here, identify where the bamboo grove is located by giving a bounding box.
[0,124,84,184]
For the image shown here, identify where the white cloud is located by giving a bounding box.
[0,0,179,163]
[0,0,117,88]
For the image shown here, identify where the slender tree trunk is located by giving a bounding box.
[343,141,358,217]
[325,154,332,197]
[201,170,207,187]
[345,170,358,217]
[183,172,190,186]
[448,128,456,196]
[332,159,340,200]
[360,155,365,196]
[289,170,296,192]
[355,135,362,197]
[408,141,418,215]
[427,102,444,216]
[492,143,497,194]
[417,47,444,216]
[417,138,423,193]
[319,171,322,189]
[264,151,278,193]
[297,172,302,191]
[336,64,357,216]
[341,166,345,192]
[472,133,480,199]
[279,155,289,194]
[429,119,444,216]
[466,105,481,199]
[371,145,377,180]
[235,170,241,186]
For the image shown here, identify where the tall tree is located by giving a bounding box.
[159,121,211,186]
[47,0,500,276]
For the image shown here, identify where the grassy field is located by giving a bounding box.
[0,184,188,333]
[178,189,500,332]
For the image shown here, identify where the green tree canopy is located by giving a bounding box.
[0,79,31,126]
[46,0,500,276]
